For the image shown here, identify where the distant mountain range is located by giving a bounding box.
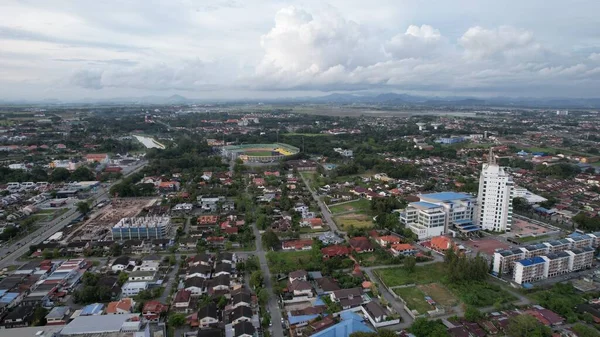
[3,92,600,109]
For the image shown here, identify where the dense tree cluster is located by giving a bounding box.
[534,163,581,179]
[573,213,600,232]
[408,317,450,337]
[72,272,113,304]
[443,249,488,284]
[506,314,551,337]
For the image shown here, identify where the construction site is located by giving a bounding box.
[65,198,160,242]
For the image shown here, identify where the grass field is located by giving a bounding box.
[376,262,446,287]
[266,250,314,274]
[418,283,459,308]
[334,213,373,230]
[329,199,371,214]
[449,282,517,307]
[394,287,433,314]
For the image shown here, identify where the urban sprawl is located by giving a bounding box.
[0,105,600,337]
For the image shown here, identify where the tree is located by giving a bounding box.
[507,314,551,337]
[571,323,600,337]
[71,166,95,181]
[262,230,280,250]
[168,313,186,328]
[50,168,71,182]
[250,270,264,290]
[464,306,483,322]
[217,295,228,310]
[118,271,129,286]
[404,256,416,273]
[257,288,269,306]
[110,243,122,256]
[32,306,49,326]
[512,197,530,212]
[76,201,91,215]
[409,317,450,337]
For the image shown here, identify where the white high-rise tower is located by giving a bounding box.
[476,148,514,232]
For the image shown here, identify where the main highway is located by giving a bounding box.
[0,161,147,270]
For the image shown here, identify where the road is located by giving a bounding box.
[0,161,147,270]
[298,173,346,239]
[252,222,284,337]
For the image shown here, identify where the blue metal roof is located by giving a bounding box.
[421,192,473,201]
[0,292,19,303]
[411,201,441,209]
[288,313,320,325]
[312,312,373,337]
[458,226,480,232]
[454,219,473,225]
[518,256,545,266]
[80,303,104,316]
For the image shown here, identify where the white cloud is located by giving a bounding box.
[459,26,542,60]
[2,0,600,99]
[384,24,447,59]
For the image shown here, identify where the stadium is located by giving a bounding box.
[221,143,300,163]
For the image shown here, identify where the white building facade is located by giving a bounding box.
[400,192,477,239]
[476,148,514,232]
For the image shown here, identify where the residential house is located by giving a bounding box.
[45,306,71,325]
[214,263,232,277]
[230,306,253,325]
[121,282,148,297]
[173,290,192,313]
[142,301,167,322]
[111,256,134,272]
[391,244,417,256]
[220,252,237,264]
[188,253,213,267]
[184,277,207,296]
[430,236,453,252]
[106,298,135,315]
[233,321,256,337]
[187,265,212,279]
[321,245,351,260]
[376,235,401,247]
[288,280,313,298]
[231,291,252,310]
[289,270,308,282]
[198,303,219,328]
[330,288,364,309]
[349,237,374,253]
[282,239,313,251]
[364,302,388,323]
[209,274,231,295]
[1,305,35,328]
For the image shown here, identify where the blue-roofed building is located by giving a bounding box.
[400,191,477,240]
[311,311,373,337]
[0,292,20,307]
[514,257,547,284]
[80,303,104,316]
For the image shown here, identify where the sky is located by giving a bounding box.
[2,0,600,101]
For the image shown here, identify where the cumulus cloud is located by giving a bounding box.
[70,59,230,90]
[385,25,447,59]
[7,2,600,98]
[459,26,542,60]
[257,6,383,76]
